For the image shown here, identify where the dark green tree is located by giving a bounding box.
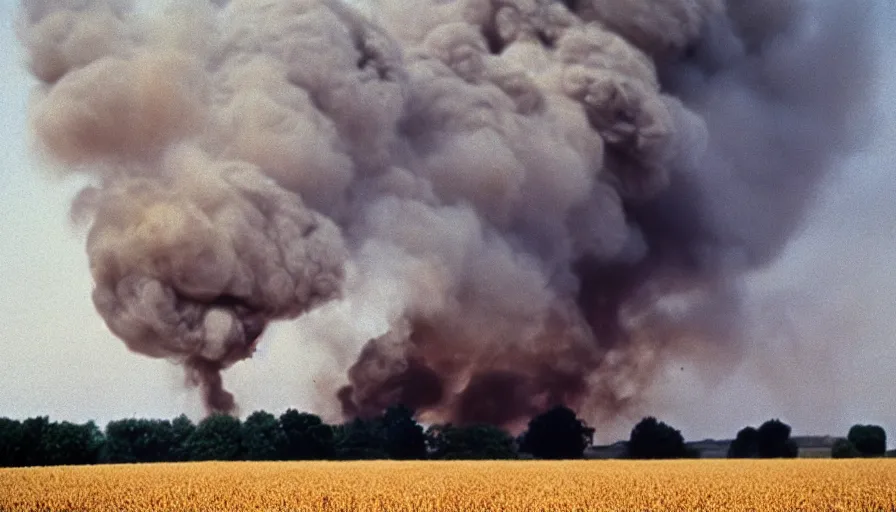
[831,438,860,458]
[519,405,594,459]
[0,418,25,467]
[185,414,243,461]
[427,424,518,459]
[334,418,388,460]
[756,419,798,458]
[241,411,287,461]
[279,410,334,460]
[382,405,426,460]
[727,426,759,458]
[169,414,196,462]
[104,419,175,463]
[40,421,104,466]
[20,416,51,466]
[847,425,887,457]
[627,417,688,459]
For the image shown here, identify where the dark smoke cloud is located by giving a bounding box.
[19,0,873,425]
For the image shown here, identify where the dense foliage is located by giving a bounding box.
[427,424,518,460]
[727,426,759,458]
[627,417,692,459]
[726,419,798,459]
[0,407,887,466]
[831,424,888,458]
[518,405,594,459]
[241,411,287,461]
[281,409,334,460]
[847,424,887,457]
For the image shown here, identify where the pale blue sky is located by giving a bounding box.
[0,1,894,445]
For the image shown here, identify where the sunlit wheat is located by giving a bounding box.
[2,460,895,511]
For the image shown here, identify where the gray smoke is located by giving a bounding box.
[19,0,873,425]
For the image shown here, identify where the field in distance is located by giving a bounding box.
[2,459,896,511]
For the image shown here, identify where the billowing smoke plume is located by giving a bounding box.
[19,0,872,426]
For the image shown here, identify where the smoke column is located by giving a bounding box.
[19,0,873,426]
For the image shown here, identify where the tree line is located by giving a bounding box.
[0,405,889,467]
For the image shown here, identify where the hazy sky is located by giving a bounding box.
[1,0,895,445]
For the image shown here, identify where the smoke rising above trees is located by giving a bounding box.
[18,0,874,428]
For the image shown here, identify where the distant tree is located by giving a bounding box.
[81,421,106,464]
[831,438,860,458]
[335,418,388,460]
[757,419,798,458]
[103,419,138,463]
[241,411,287,461]
[279,410,334,460]
[169,414,196,462]
[20,416,51,466]
[382,405,426,460]
[519,405,594,459]
[0,418,25,467]
[427,424,518,460]
[627,417,688,459]
[104,419,176,463]
[185,414,243,461]
[40,421,104,466]
[847,425,887,457]
[727,427,759,458]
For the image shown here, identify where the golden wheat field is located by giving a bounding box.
[1,459,895,512]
